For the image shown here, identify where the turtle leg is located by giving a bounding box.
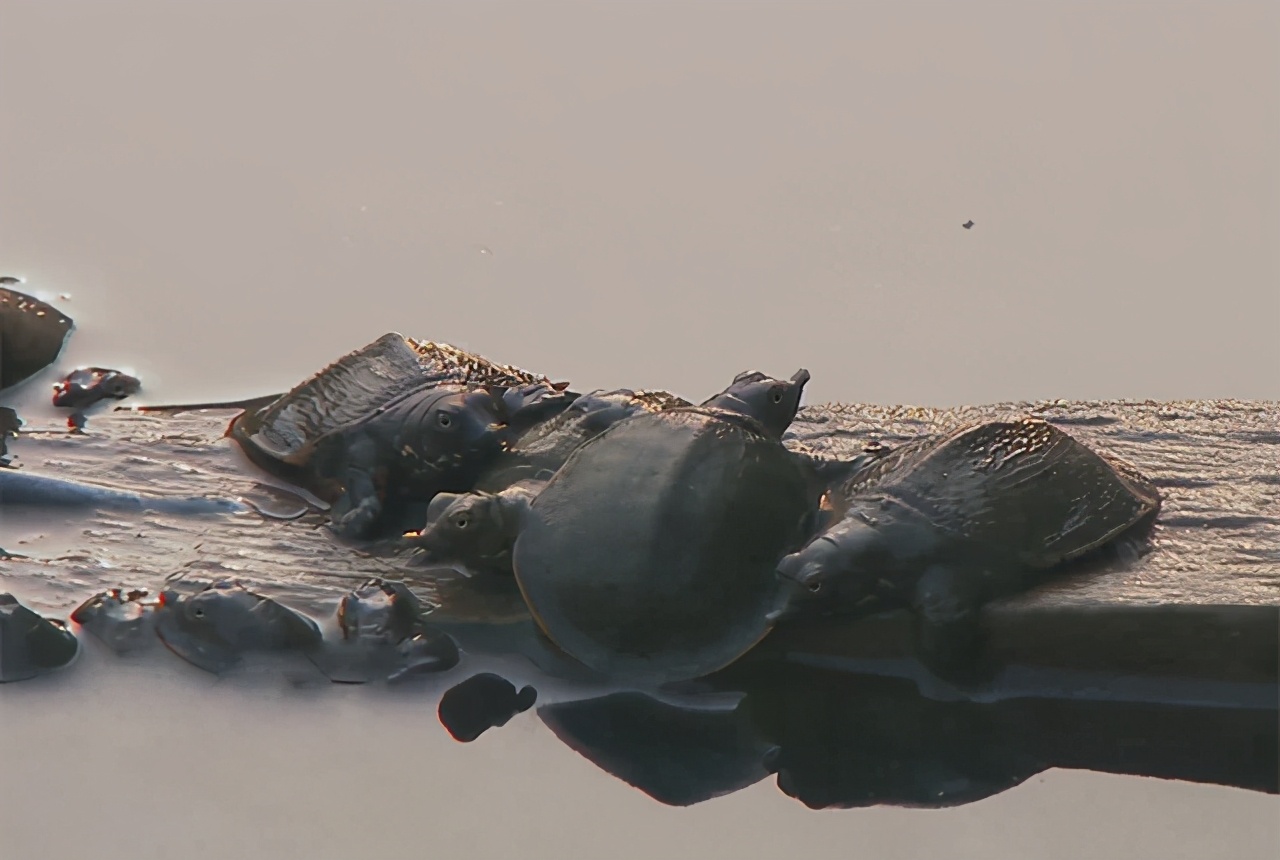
[331,437,383,540]
[910,564,990,687]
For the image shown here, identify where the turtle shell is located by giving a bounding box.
[0,287,74,391]
[511,406,821,684]
[227,332,554,496]
[831,416,1161,568]
[475,387,693,493]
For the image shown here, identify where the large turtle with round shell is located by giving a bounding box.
[414,367,823,684]
[407,369,814,580]
[775,415,1162,681]
[223,333,579,538]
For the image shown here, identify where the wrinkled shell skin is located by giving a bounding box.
[512,407,821,684]
[779,417,1163,614]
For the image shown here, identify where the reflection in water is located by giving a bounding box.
[525,662,1279,809]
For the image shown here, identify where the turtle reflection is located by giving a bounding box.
[504,665,1277,809]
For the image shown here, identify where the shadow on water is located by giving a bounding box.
[439,657,1278,809]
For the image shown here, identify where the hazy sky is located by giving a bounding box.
[1,1,1276,409]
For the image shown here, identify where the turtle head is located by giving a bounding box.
[409,490,514,572]
[700,368,811,439]
[420,388,514,455]
[489,382,580,437]
[775,516,879,603]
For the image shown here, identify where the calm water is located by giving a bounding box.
[2,2,1278,858]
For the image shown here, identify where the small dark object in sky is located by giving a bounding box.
[53,367,141,409]
[0,276,22,285]
[962,221,974,229]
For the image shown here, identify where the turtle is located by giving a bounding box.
[503,369,821,684]
[407,369,813,581]
[153,579,324,674]
[0,592,80,682]
[774,416,1163,682]
[52,366,142,409]
[69,587,161,654]
[467,386,693,494]
[223,333,579,539]
[0,286,74,392]
[309,577,460,683]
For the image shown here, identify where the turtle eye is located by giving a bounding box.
[454,514,469,529]
[806,581,822,594]
[437,412,452,427]
[193,607,205,618]
[770,387,785,404]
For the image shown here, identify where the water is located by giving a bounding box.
[2,2,1278,857]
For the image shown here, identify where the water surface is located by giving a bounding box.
[2,1,1278,857]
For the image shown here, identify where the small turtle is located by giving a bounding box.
[0,286,75,391]
[509,370,820,683]
[0,593,80,682]
[52,367,142,409]
[470,387,692,493]
[776,417,1162,681]
[69,587,160,654]
[437,673,538,742]
[410,370,813,581]
[154,580,323,674]
[699,368,811,440]
[409,476,548,577]
[226,333,577,539]
[311,578,459,683]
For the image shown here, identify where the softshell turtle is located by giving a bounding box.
[0,593,80,682]
[410,476,549,577]
[154,580,323,674]
[311,578,459,683]
[405,386,696,573]
[776,416,1162,679]
[408,370,812,581]
[509,369,820,683]
[70,587,161,654]
[468,386,692,494]
[0,286,74,391]
[225,333,577,539]
[53,366,141,408]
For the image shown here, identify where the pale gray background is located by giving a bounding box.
[1,2,1277,859]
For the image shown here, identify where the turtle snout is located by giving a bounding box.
[776,552,825,592]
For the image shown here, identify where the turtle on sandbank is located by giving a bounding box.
[70,587,161,654]
[154,580,324,674]
[222,333,579,539]
[775,416,1162,681]
[406,369,815,584]
[0,593,80,682]
[480,367,820,684]
[310,578,459,683]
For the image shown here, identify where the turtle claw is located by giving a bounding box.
[332,498,381,540]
